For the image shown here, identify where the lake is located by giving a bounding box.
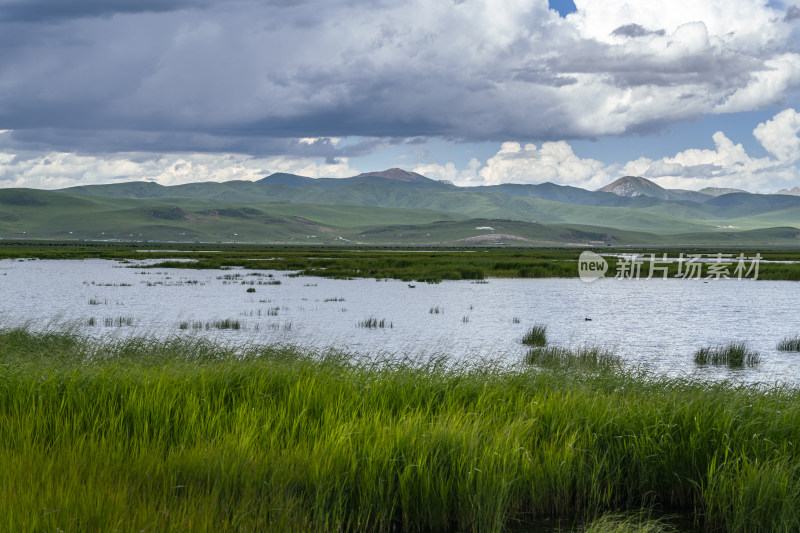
[2,258,799,384]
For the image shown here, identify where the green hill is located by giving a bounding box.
[0,170,798,246]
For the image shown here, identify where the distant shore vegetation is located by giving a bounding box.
[3,241,800,282]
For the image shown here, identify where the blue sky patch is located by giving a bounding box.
[549,0,577,17]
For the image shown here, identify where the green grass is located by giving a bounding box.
[582,513,668,533]
[143,247,584,283]
[778,336,800,352]
[694,342,760,368]
[5,328,800,530]
[4,242,800,282]
[524,346,621,370]
[521,324,547,346]
[0,188,469,243]
[42,181,718,235]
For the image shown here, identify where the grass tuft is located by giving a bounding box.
[103,316,133,327]
[209,319,241,330]
[694,342,760,367]
[521,324,547,346]
[777,336,800,352]
[357,317,391,328]
[524,346,620,370]
[582,513,669,533]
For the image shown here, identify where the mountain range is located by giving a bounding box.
[0,169,798,246]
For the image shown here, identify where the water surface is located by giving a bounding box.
[2,258,799,384]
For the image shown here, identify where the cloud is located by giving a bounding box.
[419,108,800,193]
[0,133,360,189]
[642,161,687,177]
[3,109,799,193]
[753,108,800,163]
[0,0,212,23]
[1,129,385,161]
[610,23,665,38]
[0,0,797,155]
[629,129,796,191]
[416,141,611,189]
[477,141,610,188]
[413,159,483,186]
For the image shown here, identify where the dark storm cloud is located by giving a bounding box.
[0,0,211,23]
[3,127,386,159]
[785,5,800,21]
[0,0,796,156]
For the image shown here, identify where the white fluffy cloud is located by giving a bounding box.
[477,142,611,189]
[753,108,800,163]
[633,132,779,190]
[415,142,612,189]
[413,158,483,186]
[418,108,800,193]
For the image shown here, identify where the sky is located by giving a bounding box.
[1,0,800,192]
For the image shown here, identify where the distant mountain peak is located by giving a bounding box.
[263,172,311,179]
[257,172,315,186]
[353,168,430,182]
[597,176,671,199]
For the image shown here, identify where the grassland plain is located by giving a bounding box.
[2,242,800,282]
[3,329,800,531]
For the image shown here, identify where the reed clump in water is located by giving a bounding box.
[357,317,391,328]
[209,319,241,330]
[103,316,133,327]
[777,336,800,352]
[694,342,760,368]
[521,324,547,346]
[180,320,242,330]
